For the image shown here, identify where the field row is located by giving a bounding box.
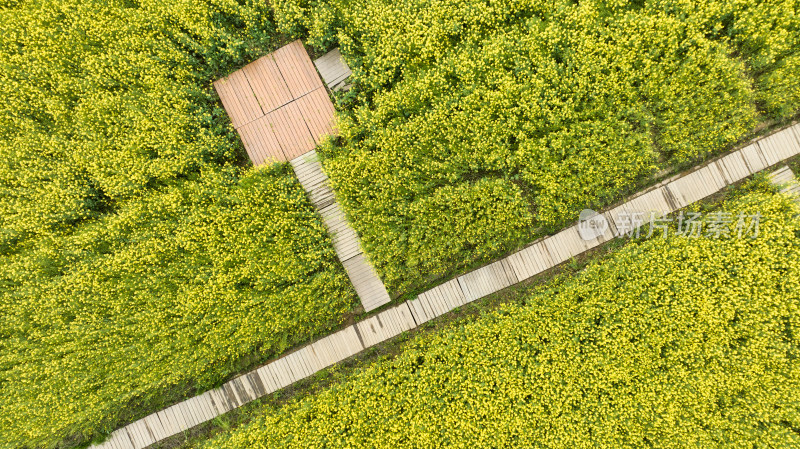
[274,0,800,292]
[91,123,800,449]
[196,185,800,448]
[0,3,356,448]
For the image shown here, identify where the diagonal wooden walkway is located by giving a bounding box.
[90,123,799,449]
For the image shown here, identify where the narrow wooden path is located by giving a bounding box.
[291,151,391,312]
[215,43,390,313]
[769,165,800,199]
[90,122,799,449]
[314,48,352,91]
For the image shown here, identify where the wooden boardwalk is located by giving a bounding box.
[769,165,800,199]
[313,48,352,91]
[290,151,391,312]
[216,42,389,312]
[90,122,799,449]
[214,40,336,164]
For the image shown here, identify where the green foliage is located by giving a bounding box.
[198,190,800,448]
[0,167,356,449]
[277,0,772,291]
[406,178,532,280]
[644,0,800,119]
[0,2,357,448]
[0,0,276,249]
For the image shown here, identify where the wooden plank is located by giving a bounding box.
[224,380,246,408]
[356,315,390,347]
[319,203,362,262]
[307,339,329,369]
[271,358,293,387]
[238,115,287,164]
[377,308,402,339]
[193,393,214,422]
[97,431,116,449]
[183,397,204,427]
[310,338,335,369]
[761,127,800,164]
[127,421,150,449]
[527,241,554,275]
[338,325,366,356]
[282,352,303,381]
[296,346,320,374]
[542,232,571,265]
[414,296,433,324]
[197,393,217,421]
[122,423,141,449]
[432,278,466,309]
[137,419,156,449]
[162,405,184,435]
[242,55,293,114]
[263,106,310,161]
[256,365,279,394]
[663,179,689,211]
[417,291,442,317]
[226,69,264,125]
[740,143,768,174]
[284,351,307,379]
[111,429,133,449]
[180,399,201,429]
[407,298,428,325]
[718,151,750,184]
[341,253,391,311]
[262,361,286,389]
[314,48,353,88]
[330,333,351,361]
[431,288,451,315]
[213,77,249,129]
[280,101,318,159]
[206,388,228,415]
[246,371,267,398]
[197,393,217,422]
[155,409,176,438]
[295,87,337,144]
[177,399,197,429]
[457,260,517,303]
[221,383,240,411]
[273,40,324,98]
[143,414,166,442]
[290,150,337,209]
[395,302,418,329]
[242,374,261,401]
[769,166,794,184]
[121,426,140,449]
[431,285,457,312]
[321,335,344,365]
[275,357,297,386]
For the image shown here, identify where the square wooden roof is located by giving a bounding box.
[214,40,336,164]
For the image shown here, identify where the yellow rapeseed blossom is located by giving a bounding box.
[199,189,800,449]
